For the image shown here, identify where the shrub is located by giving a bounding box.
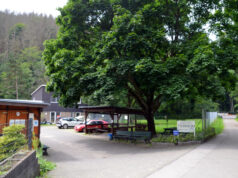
[152,135,174,143]
[0,125,26,161]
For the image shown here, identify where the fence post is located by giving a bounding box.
[202,109,206,141]
[28,118,33,150]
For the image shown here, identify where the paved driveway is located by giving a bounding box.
[40,127,196,178]
[41,119,238,178]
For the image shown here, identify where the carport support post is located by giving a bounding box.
[135,114,137,128]
[117,114,121,129]
[110,113,114,134]
[85,111,88,134]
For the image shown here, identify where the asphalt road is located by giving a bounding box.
[40,127,196,178]
[41,119,238,178]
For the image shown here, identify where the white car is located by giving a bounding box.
[56,117,83,129]
[75,115,85,122]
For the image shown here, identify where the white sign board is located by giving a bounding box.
[177,121,195,133]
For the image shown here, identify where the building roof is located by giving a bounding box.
[79,106,144,115]
[0,99,49,108]
[31,84,46,96]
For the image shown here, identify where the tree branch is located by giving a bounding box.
[126,84,148,111]
[152,94,161,113]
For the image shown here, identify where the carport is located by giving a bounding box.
[79,106,145,134]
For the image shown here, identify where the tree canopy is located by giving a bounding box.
[43,0,238,135]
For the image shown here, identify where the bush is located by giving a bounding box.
[152,135,174,143]
[0,125,26,161]
[178,133,195,142]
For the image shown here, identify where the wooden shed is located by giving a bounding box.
[0,99,49,138]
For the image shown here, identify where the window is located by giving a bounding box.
[56,112,61,119]
[51,96,58,103]
[89,121,96,125]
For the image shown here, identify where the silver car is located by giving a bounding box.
[56,117,83,129]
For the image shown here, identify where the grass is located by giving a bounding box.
[138,117,223,143]
[136,118,203,133]
[41,124,55,127]
[32,134,56,178]
[210,117,224,135]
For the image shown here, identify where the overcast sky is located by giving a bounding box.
[0,0,68,17]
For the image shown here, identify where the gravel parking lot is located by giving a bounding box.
[40,127,197,178]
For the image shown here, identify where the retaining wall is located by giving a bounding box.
[0,150,40,178]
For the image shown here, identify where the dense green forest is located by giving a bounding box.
[0,11,58,99]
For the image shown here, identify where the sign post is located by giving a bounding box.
[28,118,33,150]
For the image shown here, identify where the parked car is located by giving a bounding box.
[74,120,109,132]
[56,117,83,129]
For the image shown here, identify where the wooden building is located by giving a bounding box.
[0,99,48,138]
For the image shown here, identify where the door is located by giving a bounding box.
[0,111,7,135]
[50,112,56,123]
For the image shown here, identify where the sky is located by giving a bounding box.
[0,0,68,17]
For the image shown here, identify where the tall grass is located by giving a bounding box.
[210,117,224,135]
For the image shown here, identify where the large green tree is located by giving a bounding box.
[210,0,238,112]
[43,0,234,135]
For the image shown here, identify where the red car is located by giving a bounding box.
[74,120,109,132]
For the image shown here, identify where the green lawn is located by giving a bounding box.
[136,118,203,133]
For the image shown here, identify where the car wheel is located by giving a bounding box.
[82,128,85,132]
[63,124,68,129]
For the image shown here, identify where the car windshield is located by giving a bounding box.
[96,121,103,124]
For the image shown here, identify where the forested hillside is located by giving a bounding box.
[0,11,58,99]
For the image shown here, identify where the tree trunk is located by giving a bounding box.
[229,96,234,113]
[15,73,18,99]
[145,112,156,137]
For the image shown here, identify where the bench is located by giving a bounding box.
[42,145,49,155]
[113,131,133,141]
[131,131,151,143]
[113,131,151,144]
